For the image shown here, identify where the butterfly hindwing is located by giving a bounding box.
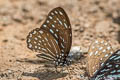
[27,28,61,61]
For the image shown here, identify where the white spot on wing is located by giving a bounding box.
[29,44,32,48]
[56,29,58,32]
[39,31,43,34]
[52,24,55,28]
[29,34,32,37]
[50,29,54,33]
[47,20,49,23]
[93,70,98,75]
[99,47,103,50]
[102,49,106,53]
[59,20,62,25]
[33,30,36,34]
[105,54,109,57]
[35,46,37,48]
[107,46,111,50]
[38,47,41,49]
[110,51,113,54]
[45,37,48,41]
[42,48,46,51]
[43,25,47,27]
[34,41,36,44]
[101,63,104,66]
[42,40,44,42]
[39,40,41,43]
[55,11,58,14]
[55,40,58,44]
[57,18,62,25]
[59,11,63,15]
[61,53,64,56]
[54,21,57,23]
[94,51,98,55]
[38,35,41,38]
[64,23,68,28]
[61,43,65,48]
[61,49,64,52]
[55,34,58,38]
[27,39,31,42]
[49,16,52,19]
[35,37,38,40]
[51,12,54,15]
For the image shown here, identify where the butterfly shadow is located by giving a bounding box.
[117,30,120,43]
[22,69,67,80]
[16,52,86,80]
[16,58,68,80]
[16,58,47,64]
[16,57,58,69]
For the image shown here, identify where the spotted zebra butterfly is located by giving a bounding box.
[87,38,120,80]
[26,7,72,68]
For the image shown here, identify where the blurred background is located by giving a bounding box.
[0,0,120,80]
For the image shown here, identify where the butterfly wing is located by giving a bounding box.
[87,38,114,77]
[41,7,72,57]
[27,28,61,61]
[91,50,120,80]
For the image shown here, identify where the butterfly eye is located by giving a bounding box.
[26,7,72,67]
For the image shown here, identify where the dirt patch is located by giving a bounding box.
[0,0,120,80]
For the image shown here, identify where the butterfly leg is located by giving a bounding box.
[60,66,66,77]
[66,66,72,79]
[55,66,59,73]
[61,66,64,73]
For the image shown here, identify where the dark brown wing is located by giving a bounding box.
[41,7,72,57]
[27,28,61,61]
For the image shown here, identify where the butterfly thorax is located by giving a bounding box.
[54,53,72,67]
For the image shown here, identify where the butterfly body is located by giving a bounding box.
[53,53,72,67]
[27,7,72,68]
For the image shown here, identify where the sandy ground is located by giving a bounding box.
[0,0,120,80]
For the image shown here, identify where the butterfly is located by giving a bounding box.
[26,7,72,68]
[87,38,120,80]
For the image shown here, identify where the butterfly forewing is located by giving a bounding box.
[91,50,120,80]
[27,28,61,61]
[41,7,72,57]
[27,7,72,66]
[87,38,114,77]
